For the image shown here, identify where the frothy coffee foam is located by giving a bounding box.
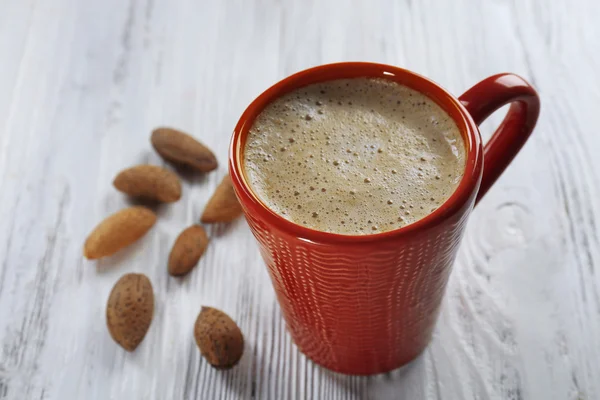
[243,78,465,235]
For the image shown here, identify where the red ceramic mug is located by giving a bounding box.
[229,63,540,375]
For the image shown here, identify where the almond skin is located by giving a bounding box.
[113,164,182,203]
[194,307,244,369]
[151,127,218,172]
[201,175,243,223]
[168,225,209,276]
[106,273,154,351]
[84,207,156,259]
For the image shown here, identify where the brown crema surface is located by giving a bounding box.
[244,78,465,235]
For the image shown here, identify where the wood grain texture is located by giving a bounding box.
[0,0,598,398]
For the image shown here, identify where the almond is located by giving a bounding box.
[106,273,154,351]
[84,206,156,259]
[201,175,243,223]
[151,127,218,172]
[113,164,182,203]
[194,307,244,369]
[168,225,209,276]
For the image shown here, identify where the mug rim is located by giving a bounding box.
[229,62,483,244]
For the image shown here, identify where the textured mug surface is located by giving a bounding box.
[229,63,540,375]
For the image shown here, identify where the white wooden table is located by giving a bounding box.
[1,0,599,398]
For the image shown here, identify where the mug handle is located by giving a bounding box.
[458,73,540,205]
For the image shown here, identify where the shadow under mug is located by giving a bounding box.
[229,63,540,375]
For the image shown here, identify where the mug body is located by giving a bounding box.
[229,63,483,375]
